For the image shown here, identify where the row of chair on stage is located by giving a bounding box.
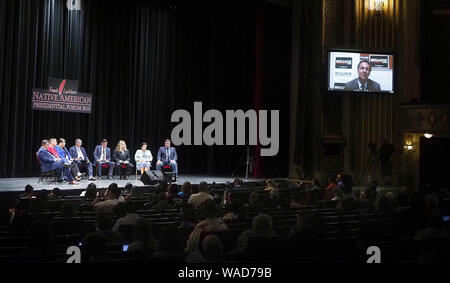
[36,138,178,185]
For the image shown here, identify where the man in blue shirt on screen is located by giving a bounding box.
[344,60,381,92]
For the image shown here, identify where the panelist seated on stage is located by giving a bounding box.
[55,138,82,181]
[37,139,79,185]
[94,139,115,180]
[69,139,96,181]
[113,140,134,180]
[47,138,60,158]
[156,139,178,176]
[134,142,153,175]
[48,137,80,182]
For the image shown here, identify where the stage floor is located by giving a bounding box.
[0,175,264,193]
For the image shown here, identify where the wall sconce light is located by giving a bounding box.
[424,133,434,139]
[368,0,386,12]
[403,143,416,153]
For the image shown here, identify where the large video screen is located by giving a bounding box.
[328,51,395,93]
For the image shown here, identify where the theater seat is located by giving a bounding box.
[245,236,293,262]
[118,224,134,243]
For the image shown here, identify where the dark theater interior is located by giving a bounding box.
[0,0,449,270]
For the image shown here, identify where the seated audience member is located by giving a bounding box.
[186,235,225,263]
[290,191,308,209]
[93,139,115,180]
[352,188,361,201]
[95,211,124,245]
[55,138,82,181]
[336,174,345,188]
[359,185,377,212]
[323,176,339,201]
[289,214,326,240]
[396,187,412,210]
[367,174,380,188]
[128,218,159,256]
[179,206,198,229]
[187,182,214,208]
[166,184,179,203]
[21,219,61,263]
[126,185,143,200]
[186,200,228,252]
[13,185,36,221]
[264,179,279,192]
[134,142,153,176]
[37,139,78,184]
[341,186,355,200]
[233,178,245,188]
[84,183,98,202]
[82,232,107,263]
[112,201,139,233]
[385,191,399,207]
[21,184,35,199]
[152,192,175,211]
[112,201,128,219]
[123,182,133,194]
[374,196,394,214]
[92,183,124,211]
[336,186,359,211]
[422,194,442,219]
[156,139,178,176]
[148,226,187,262]
[31,189,54,213]
[247,192,262,208]
[202,235,225,262]
[234,214,276,253]
[70,139,96,181]
[310,178,324,203]
[178,181,193,200]
[332,186,345,201]
[263,189,288,209]
[61,202,75,219]
[311,178,323,191]
[223,200,245,224]
[415,213,449,241]
[113,140,134,180]
[48,187,62,200]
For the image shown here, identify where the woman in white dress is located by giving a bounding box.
[135,142,153,175]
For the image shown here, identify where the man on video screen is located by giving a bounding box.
[344,60,381,92]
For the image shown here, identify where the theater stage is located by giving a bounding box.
[0,175,265,193]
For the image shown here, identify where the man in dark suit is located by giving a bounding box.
[37,139,78,185]
[93,139,115,179]
[70,138,96,181]
[156,139,178,176]
[55,138,82,181]
[344,60,381,92]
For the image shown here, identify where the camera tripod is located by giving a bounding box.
[359,146,385,186]
[231,146,252,179]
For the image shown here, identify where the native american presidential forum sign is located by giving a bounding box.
[31,78,92,114]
